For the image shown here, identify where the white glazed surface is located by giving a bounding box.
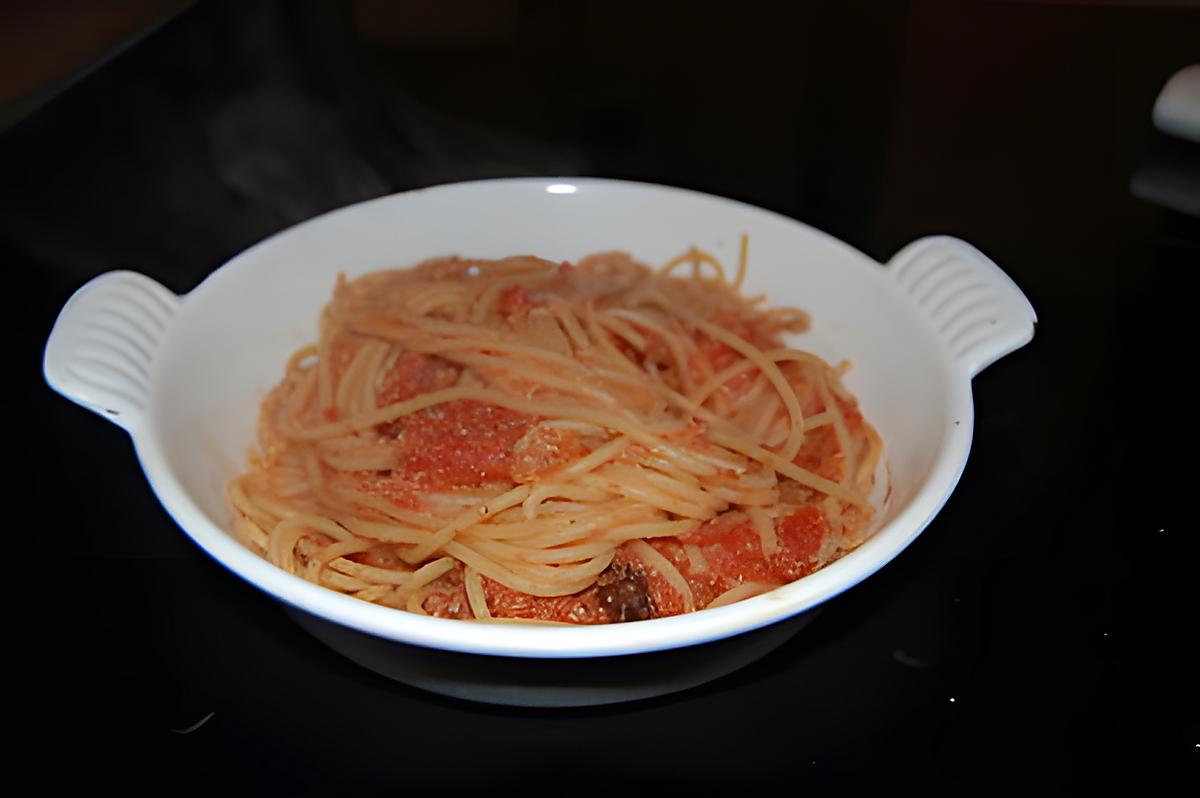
[44,178,1035,660]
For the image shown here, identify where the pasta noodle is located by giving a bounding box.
[228,239,883,624]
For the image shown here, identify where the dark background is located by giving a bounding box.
[6,0,1197,791]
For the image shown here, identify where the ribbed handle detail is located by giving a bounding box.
[886,236,1036,378]
[43,270,180,434]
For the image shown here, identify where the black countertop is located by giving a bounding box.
[8,1,1197,791]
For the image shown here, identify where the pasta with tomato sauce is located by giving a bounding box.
[227,239,883,623]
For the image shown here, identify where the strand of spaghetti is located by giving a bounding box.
[314,538,374,566]
[286,513,356,542]
[356,343,392,414]
[403,484,532,564]
[460,256,562,278]
[353,584,394,603]
[468,516,695,565]
[236,488,309,524]
[503,499,626,519]
[734,375,777,438]
[285,344,318,374]
[545,296,591,349]
[466,509,651,545]
[645,441,720,477]
[324,488,442,529]
[476,537,616,573]
[688,347,827,411]
[693,319,805,460]
[468,519,619,549]
[660,247,727,284]
[814,373,856,488]
[558,436,632,477]
[583,302,642,376]
[687,360,759,406]
[468,537,616,566]
[395,556,457,604]
[327,556,411,585]
[277,365,317,436]
[619,462,728,512]
[333,340,376,415]
[636,452,702,486]
[500,498,651,522]
[491,531,617,555]
[747,507,779,556]
[763,306,811,335]
[683,544,709,573]
[645,382,866,505]
[405,284,471,318]
[707,581,777,608]
[319,569,372,592]
[462,508,616,538]
[414,487,498,506]
[297,537,327,580]
[498,551,617,588]
[521,482,615,519]
[605,308,699,395]
[604,519,698,541]
[232,512,268,551]
[734,234,748,289]
[337,518,434,545]
[705,482,779,508]
[228,479,279,528]
[691,335,725,414]
[855,424,884,492]
[316,302,342,411]
[628,539,695,612]
[704,423,868,506]
[302,445,328,499]
[523,308,574,356]
[581,468,716,520]
[464,567,491,619]
[316,436,400,472]
[405,586,433,614]
[444,541,611,596]
[596,312,648,351]
[263,462,313,496]
[803,411,833,430]
[267,514,352,572]
[761,417,790,448]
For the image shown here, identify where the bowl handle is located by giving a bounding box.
[886,236,1036,378]
[43,270,181,435]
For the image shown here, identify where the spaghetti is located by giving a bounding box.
[228,239,883,623]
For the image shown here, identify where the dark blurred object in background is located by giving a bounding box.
[1132,63,1200,215]
[0,0,194,130]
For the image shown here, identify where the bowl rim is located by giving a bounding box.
[97,177,982,658]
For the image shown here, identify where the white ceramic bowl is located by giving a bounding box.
[43,178,1035,706]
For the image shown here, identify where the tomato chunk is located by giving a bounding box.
[387,400,534,489]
